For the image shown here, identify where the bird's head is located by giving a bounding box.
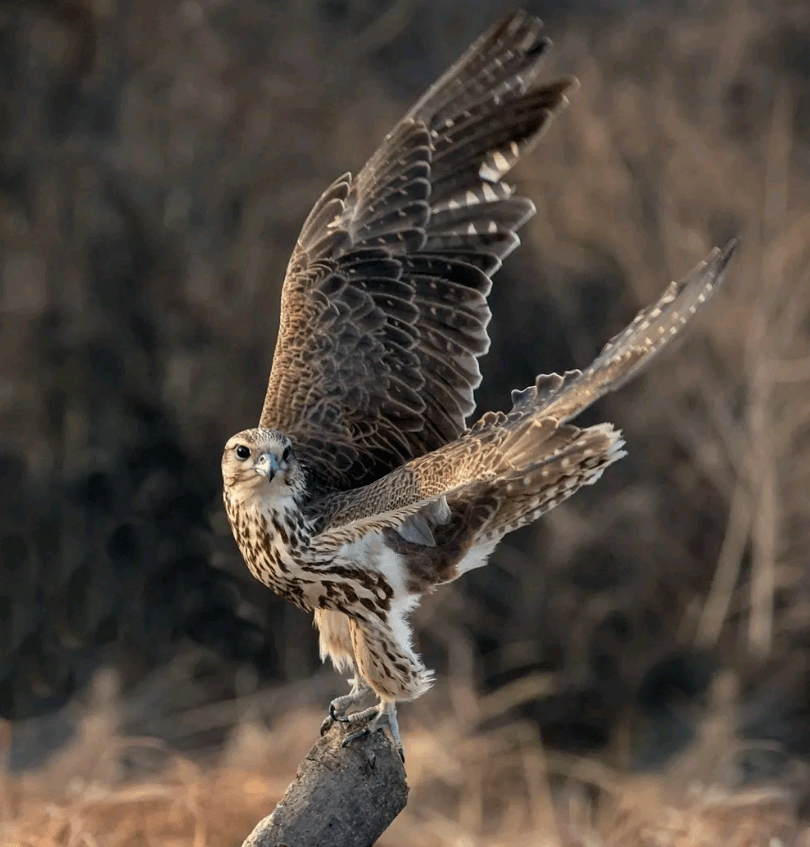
[221,428,304,505]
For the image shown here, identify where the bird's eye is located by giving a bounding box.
[282,445,292,463]
[235,445,250,460]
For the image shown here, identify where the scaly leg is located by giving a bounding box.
[319,676,372,736]
[342,701,404,761]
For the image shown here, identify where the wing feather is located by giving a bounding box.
[312,241,737,532]
[260,12,575,491]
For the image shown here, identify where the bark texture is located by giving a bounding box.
[242,724,408,847]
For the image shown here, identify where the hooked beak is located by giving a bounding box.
[254,452,280,480]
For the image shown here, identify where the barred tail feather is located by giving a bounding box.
[482,423,626,539]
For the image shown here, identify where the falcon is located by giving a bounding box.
[221,11,736,758]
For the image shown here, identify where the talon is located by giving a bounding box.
[323,676,372,727]
[342,726,370,746]
[337,701,405,761]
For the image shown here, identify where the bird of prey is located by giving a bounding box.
[221,11,736,758]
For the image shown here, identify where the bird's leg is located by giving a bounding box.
[341,701,404,761]
[319,675,372,735]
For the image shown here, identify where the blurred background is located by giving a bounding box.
[2,0,810,843]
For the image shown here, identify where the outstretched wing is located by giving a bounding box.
[506,238,740,426]
[259,12,576,492]
[311,241,737,541]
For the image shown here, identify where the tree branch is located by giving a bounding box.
[241,723,408,847]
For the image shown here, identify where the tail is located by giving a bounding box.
[487,422,626,535]
[389,422,626,581]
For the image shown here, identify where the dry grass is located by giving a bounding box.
[0,672,805,847]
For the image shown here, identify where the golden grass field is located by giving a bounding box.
[1,671,807,846]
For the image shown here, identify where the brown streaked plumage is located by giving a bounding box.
[221,11,737,758]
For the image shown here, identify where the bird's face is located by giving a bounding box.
[222,428,302,504]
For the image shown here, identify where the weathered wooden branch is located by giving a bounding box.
[241,723,408,847]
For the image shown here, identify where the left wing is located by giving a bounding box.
[258,13,574,492]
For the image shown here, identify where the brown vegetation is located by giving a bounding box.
[1,672,806,845]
